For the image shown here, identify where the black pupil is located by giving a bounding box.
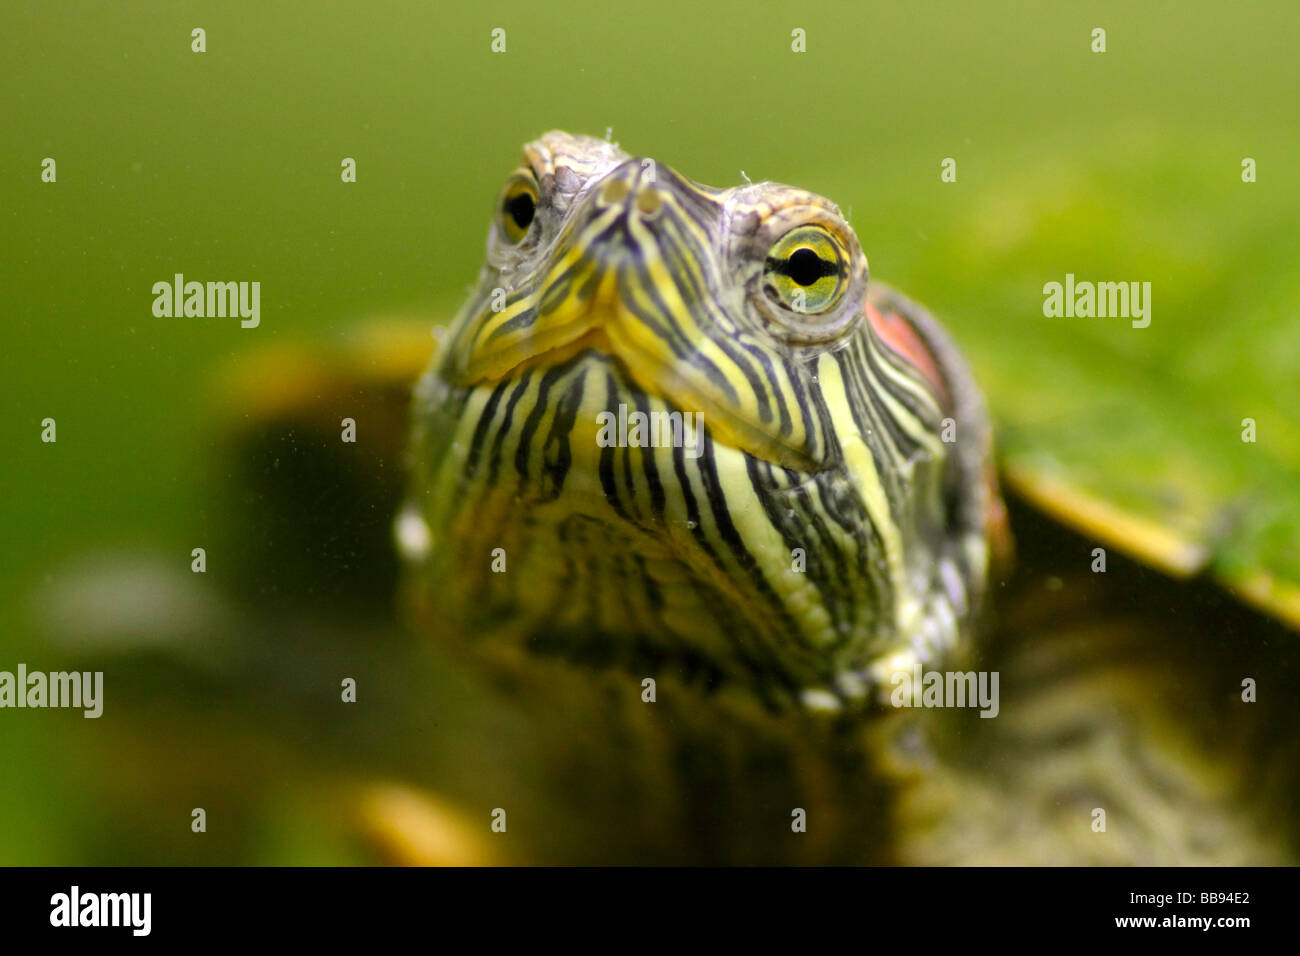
[787,248,825,286]
[505,191,535,230]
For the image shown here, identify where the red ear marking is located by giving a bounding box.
[864,302,951,409]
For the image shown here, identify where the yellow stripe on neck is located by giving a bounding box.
[818,351,908,634]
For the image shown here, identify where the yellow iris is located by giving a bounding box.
[498,170,539,244]
[763,225,850,315]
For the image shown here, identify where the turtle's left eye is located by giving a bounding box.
[498,170,539,244]
[762,225,850,315]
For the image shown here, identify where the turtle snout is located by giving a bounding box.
[592,159,666,222]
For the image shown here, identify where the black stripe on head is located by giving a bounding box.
[599,371,631,521]
[515,355,588,494]
[488,371,536,486]
[467,378,512,478]
[538,366,589,501]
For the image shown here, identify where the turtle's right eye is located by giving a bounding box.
[498,170,539,244]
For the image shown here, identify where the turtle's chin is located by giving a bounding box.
[473,346,825,476]
[409,347,839,703]
[491,345,830,484]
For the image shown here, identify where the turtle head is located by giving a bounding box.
[409,132,989,710]
[439,130,870,473]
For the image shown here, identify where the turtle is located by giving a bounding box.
[58,130,1297,866]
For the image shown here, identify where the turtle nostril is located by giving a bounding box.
[600,178,631,204]
[635,187,662,217]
